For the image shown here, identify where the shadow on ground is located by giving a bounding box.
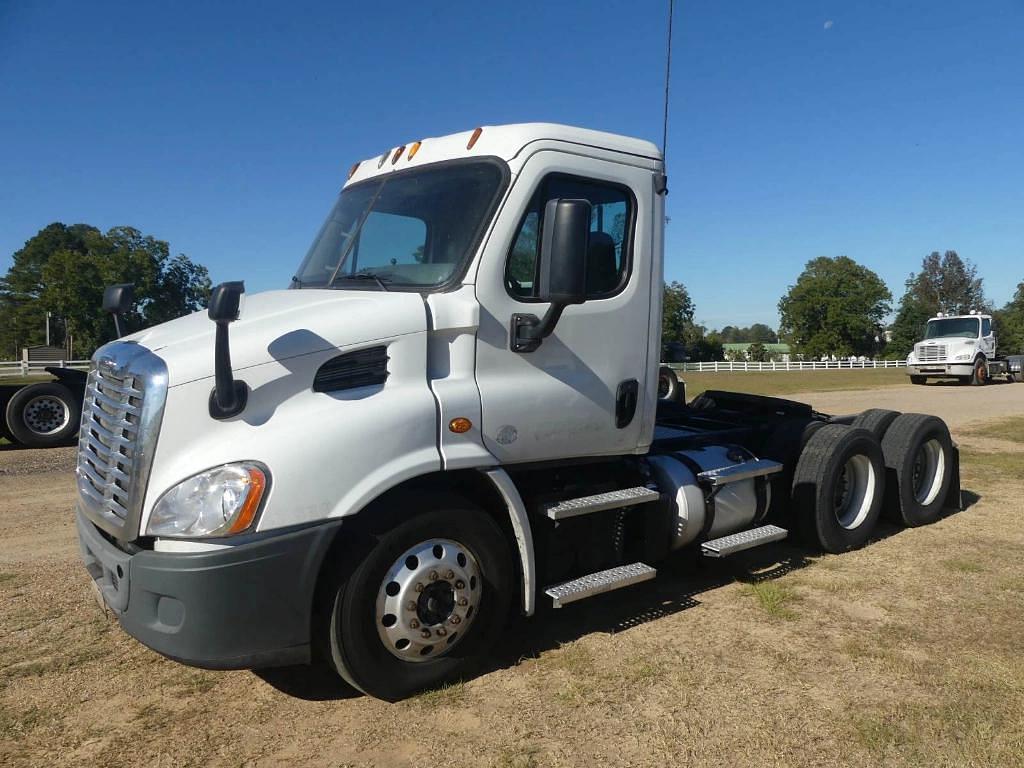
[254,489,977,701]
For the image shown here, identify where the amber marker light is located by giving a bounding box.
[347,162,360,180]
[449,417,473,434]
[466,127,483,150]
[407,141,422,160]
[226,466,267,534]
[391,145,406,164]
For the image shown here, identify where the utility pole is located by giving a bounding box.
[45,311,51,346]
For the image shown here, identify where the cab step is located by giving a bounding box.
[700,524,788,558]
[543,486,659,521]
[544,562,656,608]
[697,459,783,487]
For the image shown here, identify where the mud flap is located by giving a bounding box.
[944,443,963,512]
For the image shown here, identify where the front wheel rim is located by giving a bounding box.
[911,439,945,505]
[833,454,876,529]
[375,538,481,663]
[23,395,71,435]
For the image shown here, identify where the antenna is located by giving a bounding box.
[662,0,675,163]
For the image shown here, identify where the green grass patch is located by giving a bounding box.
[412,680,467,709]
[741,582,799,619]
[677,367,908,399]
[942,559,984,574]
[959,449,1024,479]
[962,415,1024,444]
[0,572,18,586]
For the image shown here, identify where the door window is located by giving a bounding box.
[505,174,634,300]
[982,317,992,336]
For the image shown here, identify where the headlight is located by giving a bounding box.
[147,463,268,538]
[906,353,915,364]
[954,351,971,361]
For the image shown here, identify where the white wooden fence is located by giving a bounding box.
[670,360,907,373]
[0,359,91,378]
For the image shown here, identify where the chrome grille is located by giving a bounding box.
[918,345,946,362]
[78,369,142,523]
[76,342,168,540]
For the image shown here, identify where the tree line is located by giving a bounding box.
[663,251,1024,362]
[0,223,211,359]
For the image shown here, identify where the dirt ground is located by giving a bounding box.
[2,380,1023,767]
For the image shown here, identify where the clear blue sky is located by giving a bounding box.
[2,0,1021,329]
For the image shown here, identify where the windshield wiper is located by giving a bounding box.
[335,272,390,292]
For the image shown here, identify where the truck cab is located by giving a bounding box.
[906,311,1020,385]
[76,124,961,700]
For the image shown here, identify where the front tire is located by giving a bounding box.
[4,382,81,448]
[910,375,927,385]
[324,502,513,701]
[792,425,885,553]
[970,357,988,386]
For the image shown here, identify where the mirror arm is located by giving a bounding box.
[511,303,566,353]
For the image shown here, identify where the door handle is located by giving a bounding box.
[615,379,639,428]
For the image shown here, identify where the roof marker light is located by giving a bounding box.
[392,145,406,164]
[467,127,483,150]
[407,141,421,160]
[347,162,360,180]
[378,151,389,169]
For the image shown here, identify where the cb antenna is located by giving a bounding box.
[661,0,675,165]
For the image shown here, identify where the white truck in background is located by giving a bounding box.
[76,124,962,700]
[906,311,1024,385]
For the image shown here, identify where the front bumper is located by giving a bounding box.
[907,363,973,377]
[77,508,343,669]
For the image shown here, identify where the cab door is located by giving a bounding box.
[473,151,656,464]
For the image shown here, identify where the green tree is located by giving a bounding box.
[0,223,211,358]
[887,251,988,357]
[994,280,1024,355]
[747,341,769,362]
[778,256,891,358]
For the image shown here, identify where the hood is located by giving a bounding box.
[123,289,427,386]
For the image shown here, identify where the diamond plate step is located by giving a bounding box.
[697,459,783,487]
[543,486,659,521]
[701,525,788,558]
[544,562,657,608]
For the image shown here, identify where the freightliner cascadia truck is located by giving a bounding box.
[76,124,961,700]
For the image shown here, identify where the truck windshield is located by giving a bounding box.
[293,160,507,290]
[924,317,980,339]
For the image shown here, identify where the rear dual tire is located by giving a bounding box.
[880,414,954,527]
[4,382,81,448]
[793,425,885,553]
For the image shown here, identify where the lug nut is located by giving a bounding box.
[406,601,417,611]
[436,627,447,637]
[445,570,455,580]
[429,570,439,581]
[450,615,461,625]
[414,583,424,592]
[455,580,466,590]
[421,629,431,639]
[457,597,468,606]
[409,619,420,629]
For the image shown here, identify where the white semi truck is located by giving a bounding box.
[906,311,1024,385]
[76,124,961,700]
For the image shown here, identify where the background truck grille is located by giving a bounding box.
[78,369,143,523]
[918,345,946,362]
[76,343,168,540]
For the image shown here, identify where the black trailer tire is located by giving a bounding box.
[969,357,988,386]
[4,382,81,448]
[910,375,927,385]
[880,413,954,527]
[792,425,885,553]
[658,366,684,402]
[850,408,900,441]
[324,502,513,701]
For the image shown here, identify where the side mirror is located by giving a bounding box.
[511,199,591,352]
[103,283,135,338]
[207,281,248,419]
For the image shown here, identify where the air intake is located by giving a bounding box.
[313,346,389,393]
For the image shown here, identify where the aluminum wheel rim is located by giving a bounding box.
[23,395,70,435]
[833,454,876,530]
[911,439,945,505]
[375,538,481,663]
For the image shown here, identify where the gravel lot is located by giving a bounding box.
[1,380,1022,767]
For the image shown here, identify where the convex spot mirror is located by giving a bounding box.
[208,281,245,323]
[102,283,135,315]
[537,198,591,306]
